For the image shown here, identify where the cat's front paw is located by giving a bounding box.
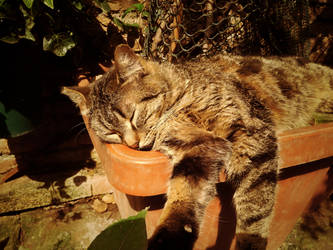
[148,225,197,250]
[236,233,267,250]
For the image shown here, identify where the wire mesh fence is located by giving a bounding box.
[144,0,311,62]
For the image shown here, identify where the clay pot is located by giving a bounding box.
[84,109,333,250]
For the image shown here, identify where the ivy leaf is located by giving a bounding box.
[22,0,34,9]
[17,3,36,41]
[0,0,5,7]
[88,209,148,250]
[43,0,53,9]
[93,0,110,13]
[19,4,35,30]
[72,0,83,11]
[24,28,35,41]
[43,32,76,57]
[0,36,20,44]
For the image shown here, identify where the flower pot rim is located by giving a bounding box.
[108,121,333,167]
[106,144,167,163]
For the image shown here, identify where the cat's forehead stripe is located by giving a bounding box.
[237,58,263,76]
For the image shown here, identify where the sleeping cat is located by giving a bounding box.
[63,44,333,249]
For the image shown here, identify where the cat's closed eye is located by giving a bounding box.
[140,93,161,102]
[113,108,126,119]
[105,133,122,143]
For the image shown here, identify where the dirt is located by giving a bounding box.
[0,197,120,250]
[280,194,333,250]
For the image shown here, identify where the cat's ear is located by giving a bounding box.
[61,86,90,107]
[114,44,144,82]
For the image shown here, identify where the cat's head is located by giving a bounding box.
[63,44,181,149]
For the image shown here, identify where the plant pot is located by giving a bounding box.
[83,107,333,249]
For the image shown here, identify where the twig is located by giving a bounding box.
[151,20,166,57]
[169,0,183,62]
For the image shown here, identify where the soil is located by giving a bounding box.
[280,194,333,250]
[0,197,120,250]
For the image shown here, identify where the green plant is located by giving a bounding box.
[0,0,150,138]
[88,209,148,250]
[112,3,149,32]
[0,0,111,56]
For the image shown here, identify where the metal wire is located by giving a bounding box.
[145,0,310,62]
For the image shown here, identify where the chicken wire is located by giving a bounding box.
[144,0,310,62]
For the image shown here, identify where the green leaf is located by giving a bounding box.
[0,0,5,7]
[122,3,144,18]
[19,4,35,30]
[112,17,124,29]
[122,7,136,18]
[18,3,35,41]
[88,209,148,250]
[72,0,83,11]
[43,32,76,57]
[141,11,150,18]
[112,17,140,32]
[100,1,110,13]
[43,0,53,9]
[132,3,144,12]
[123,22,140,30]
[22,0,34,9]
[23,28,35,41]
[0,35,20,44]
[93,0,110,13]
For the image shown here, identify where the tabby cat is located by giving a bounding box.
[63,44,333,249]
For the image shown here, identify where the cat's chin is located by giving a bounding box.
[138,144,153,151]
[138,138,155,151]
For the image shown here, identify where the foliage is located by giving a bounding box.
[112,3,148,34]
[0,0,111,56]
[0,0,148,57]
[88,209,148,250]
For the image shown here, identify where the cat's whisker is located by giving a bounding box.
[74,127,88,144]
[69,121,86,132]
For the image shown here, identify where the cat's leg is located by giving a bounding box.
[228,127,278,250]
[148,128,231,250]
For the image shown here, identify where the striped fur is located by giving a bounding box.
[63,45,333,249]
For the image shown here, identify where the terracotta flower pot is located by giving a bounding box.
[83,104,333,249]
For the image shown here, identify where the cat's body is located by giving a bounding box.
[63,45,333,249]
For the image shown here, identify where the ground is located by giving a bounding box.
[0,156,121,250]
[0,197,120,250]
[1,154,332,249]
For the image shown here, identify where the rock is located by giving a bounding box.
[102,193,115,204]
[91,199,108,213]
[0,215,20,250]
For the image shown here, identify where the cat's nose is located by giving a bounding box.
[128,142,139,149]
[124,132,139,149]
